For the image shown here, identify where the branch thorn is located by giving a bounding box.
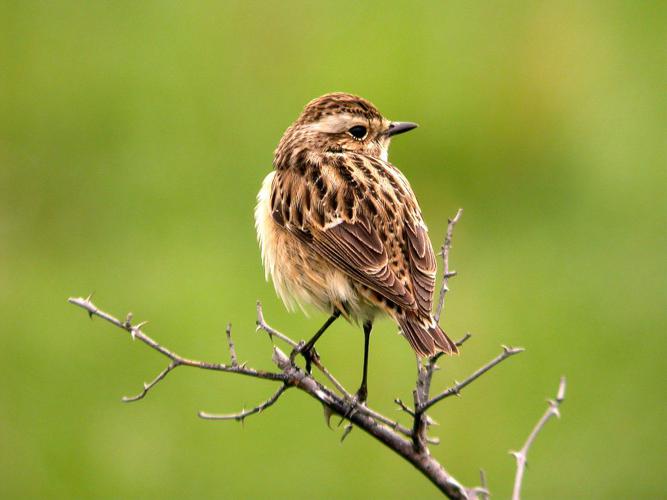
[340,424,353,443]
[84,292,95,317]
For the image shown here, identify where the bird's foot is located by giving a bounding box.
[340,386,368,422]
[300,344,319,374]
[354,385,368,406]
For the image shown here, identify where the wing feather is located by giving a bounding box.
[271,153,437,317]
[405,222,437,315]
[310,218,416,311]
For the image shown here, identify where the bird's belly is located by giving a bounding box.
[255,172,377,321]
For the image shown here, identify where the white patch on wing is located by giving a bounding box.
[323,217,344,230]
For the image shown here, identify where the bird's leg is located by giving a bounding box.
[355,321,373,404]
[301,309,341,373]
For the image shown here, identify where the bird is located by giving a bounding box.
[255,92,458,402]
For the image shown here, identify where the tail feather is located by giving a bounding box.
[399,313,459,357]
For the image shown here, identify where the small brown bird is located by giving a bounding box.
[255,93,458,401]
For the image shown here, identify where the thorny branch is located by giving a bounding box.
[68,210,565,499]
[419,346,525,414]
[199,384,289,422]
[225,323,238,367]
[511,377,566,500]
[435,208,463,323]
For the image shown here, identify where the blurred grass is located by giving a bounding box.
[1,1,665,498]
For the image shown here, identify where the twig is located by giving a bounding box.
[355,404,417,441]
[199,384,289,422]
[420,210,466,419]
[511,377,566,500]
[455,333,473,348]
[412,388,428,453]
[256,301,298,348]
[311,359,352,399]
[411,210,467,454]
[435,208,463,323]
[479,469,489,500]
[68,296,286,390]
[225,322,238,367]
[419,345,524,413]
[122,361,179,402]
[395,398,415,417]
[424,332,472,401]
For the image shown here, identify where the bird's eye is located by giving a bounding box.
[348,125,367,140]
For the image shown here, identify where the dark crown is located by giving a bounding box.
[298,92,383,124]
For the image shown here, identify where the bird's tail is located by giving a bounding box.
[399,313,459,358]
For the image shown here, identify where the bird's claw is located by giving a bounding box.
[301,345,319,374]
[354,386,368,406]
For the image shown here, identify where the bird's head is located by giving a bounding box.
[275,93,417,166]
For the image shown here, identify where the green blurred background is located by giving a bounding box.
[1,1,665,498]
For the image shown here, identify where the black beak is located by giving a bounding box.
[387,121,418,137]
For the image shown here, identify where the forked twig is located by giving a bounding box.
[256,302,298,348]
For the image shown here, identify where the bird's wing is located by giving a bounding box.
[371,155,437,316]
[404,218,437,316]
[270,153,437,316]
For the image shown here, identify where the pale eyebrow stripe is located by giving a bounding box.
[304,113,365,134]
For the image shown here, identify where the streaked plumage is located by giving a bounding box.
[256,93,457,359]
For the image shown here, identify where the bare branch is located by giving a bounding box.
[511,377,566,500]
[309,358,352,399]
[424,332,472,401]
[419,345,524,413]
[68,296,285,383]
[395,398,415,417]
[256,302,353,398]
[69,295,475,498]
[435,208,463,323]
[412,388,428,453]
[354,403,417,441]
[69,210,564,500]
[418,210,467,431]
[455,332,473,348]
[199,384,289,422]
[255,302,417,438]
[122,361,179,402]
[256,301,299,348]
